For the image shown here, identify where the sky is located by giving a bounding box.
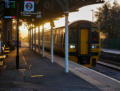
[54,0,120,27]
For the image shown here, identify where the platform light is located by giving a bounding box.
[12,19,16,23]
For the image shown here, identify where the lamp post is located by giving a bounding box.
[91,9,94,22]
[16,0,19,69]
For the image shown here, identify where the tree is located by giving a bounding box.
[95,1,120,38]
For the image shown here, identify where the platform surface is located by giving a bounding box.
[0,48,120,91]
[0,48,101,91]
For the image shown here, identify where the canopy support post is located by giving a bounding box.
[35,27,36,51]
[50,21,54,63]
[65,12,69,73]
[38,26,41,54]
[32,27,34,51]
[42,25,45,57]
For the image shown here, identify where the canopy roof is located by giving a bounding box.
[19,0,104,23]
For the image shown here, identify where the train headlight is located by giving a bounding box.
[70,45,75,49]
[91,45,97,48]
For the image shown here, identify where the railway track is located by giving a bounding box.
[98,61,120,70]
[92,61,120,81]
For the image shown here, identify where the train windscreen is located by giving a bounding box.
[89,31,99,44]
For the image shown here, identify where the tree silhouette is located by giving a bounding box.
[95,1,120,38]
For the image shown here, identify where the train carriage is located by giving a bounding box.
[35,20,101,67]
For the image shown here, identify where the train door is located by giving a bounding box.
[78,29,90,65]
[80,29,88,55]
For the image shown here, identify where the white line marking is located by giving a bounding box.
[21,49,27,65]
[23,55,27,65]
[98,61,120,70]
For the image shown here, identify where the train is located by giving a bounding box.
[34,20,101,67]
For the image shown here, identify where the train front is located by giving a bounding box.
[69,20,101,67]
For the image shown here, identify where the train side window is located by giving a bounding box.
[69,28,78,45]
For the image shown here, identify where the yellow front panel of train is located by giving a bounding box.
[80,29,88,55]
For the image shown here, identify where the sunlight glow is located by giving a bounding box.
[36,27,38,33]
[19,23,28,38]
[40,26,42,31]
[44,23,51,30]
[13,26,16,30]
[54,18,65,28]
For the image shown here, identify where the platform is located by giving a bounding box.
[0,48,120,91]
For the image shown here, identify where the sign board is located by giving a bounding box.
[36,11,41,18]
[4,0,16,17]
[4,16,16,19]
[24,1,34,12]
[5,0,16,8]
[21,11,42,18]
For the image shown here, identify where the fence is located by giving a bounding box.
[101,38,120,50]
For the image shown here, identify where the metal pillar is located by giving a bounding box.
[91,9,94,22]
[16,18,19,69]
[38,26,41,54]
[30,29,32,49]
[65,13,69,73]
[51,21,54,63]
[29,30,30,49]
[35,28,36,51]
[32,28,34,50]
[16,0,20,69]
[42,25,45,57]
[28,30,29,48]
[33,28,35,50]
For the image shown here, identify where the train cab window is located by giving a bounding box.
[89,31,99,44]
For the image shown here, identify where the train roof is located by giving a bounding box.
[69,20,98,28]
[54,20,98,30]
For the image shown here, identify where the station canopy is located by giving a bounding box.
[19,0,104,23]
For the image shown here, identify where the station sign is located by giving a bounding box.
[4,0,16,18]
[21,11,41,18]
[24,1,34,12]
[4,16,16,19]
[5,0,16,8]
